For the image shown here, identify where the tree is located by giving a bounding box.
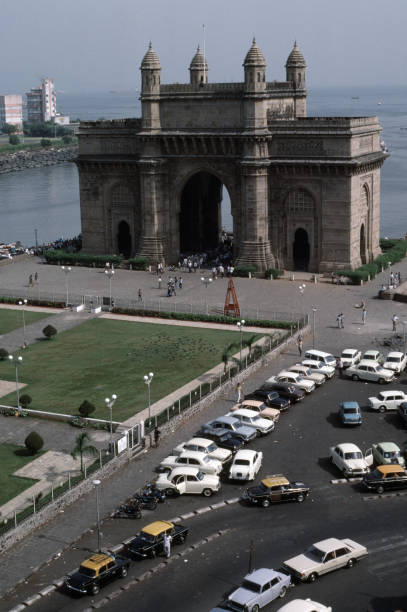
[25,431,44,455]
[79,400,96,418]
[243,334,258,358]
[9,134,20,145]
[0,348,9,360]
[2,122,18,135]
[221,342,239,373]
[42,324,57,339]
[20,394,32,409]
[62,135,73,144]
[71,432,98,472]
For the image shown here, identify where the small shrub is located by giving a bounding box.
[71,416,87,428]
[234,265,258,278]
[44,250,123,268]
[0,348,9,360]
[340,269,369,284]
[265,268,284,279]
[128,257,149,270]
[25,431,44,455]
[62,135,73,144]
[42,324,57,339]
[40,138,52,147]
[19,394,32,408]
[79,400,96,418]
[9,134,20,145]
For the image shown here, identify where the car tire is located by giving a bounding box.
[165,488,176,497]
[252,606,260,612]
[347,558,356,568]
[279,586,287,598]
[297,493,305,503]
[146,501,157,511]
[90,584,100,596]
[377,485,384,494]
[379,405,386,413]
[202,488,213,497]
[120,567,128,578]
[261,499,270,508]
[379,378,386,385]
[352,374,359,381]
[309,572,318,583]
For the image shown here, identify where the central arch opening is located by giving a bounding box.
[117,220,132,258]
[293,228,310,271]
[179,172,231,254]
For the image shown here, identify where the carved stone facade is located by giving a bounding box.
[77,40,387,272]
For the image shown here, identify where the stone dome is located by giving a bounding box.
[286,41,306,67]
[190,46,208,70]
[243,38,266,67]
[141,42,161,70]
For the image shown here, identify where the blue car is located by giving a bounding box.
[339,401,362,425]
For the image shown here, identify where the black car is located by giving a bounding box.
[245,390,290,411]
[65,553,130,596]
[242,474,310,507]
[259,382,305,403]
[127,520,189,559]
[202,431,244,453]
[362,465,407,494]
[397,402,407,426]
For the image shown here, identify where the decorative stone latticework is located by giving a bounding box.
[76,40,387,272]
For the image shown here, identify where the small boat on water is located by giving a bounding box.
[351,96,359,100]
[377,101,382,105]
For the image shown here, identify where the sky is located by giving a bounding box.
[1,0,406,94]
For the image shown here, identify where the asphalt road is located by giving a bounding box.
[3,346,407,612]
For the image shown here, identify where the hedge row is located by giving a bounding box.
[338,239,407,284]
[111,307,302,330]
[128,257,149,270]
[265,268,284,279]
[0,296,65,308]
[44,250,123,267]
[234,265,258,277]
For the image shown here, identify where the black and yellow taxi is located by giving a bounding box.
[65,553,130,596]
[242,474,310,507]
[127,520,189,559]
[362,464,407,494]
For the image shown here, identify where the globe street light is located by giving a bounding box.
[92,479,102,553]
[105,394,118,451]
[312,307,317,349]
[144,372,154,436]
[105,268,115,310]
[61,266,71,307]
[201,276,213,289]
[236,319,245,369]
[298,284,306,319]
[18,299,28,348]
[8,355,23,411]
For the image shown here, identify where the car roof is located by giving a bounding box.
[375,390,404,398]
[278,370,297,376]
[376,442,400,451]
[386,351,404,358]
[341,348,358,354]
[240,400,263,408]
[235,449,258,459]
[313,537,345,552]
[377,464,406,475]
[168,466,201,476]
[186,438,213,447]
[276,600,327,612]
[232,408,259,417]
[341,401,360,409]
[243,568,280,584]
[358,359,380,367]
[81,553,113,570]
[212,415,237,425]
[141,520,174,536]
[336,443,362,452]
[179,450,209,460]
[262,475,289,487]
[305,349,333,357]
[363,350,379,356]
[302,359,325,366]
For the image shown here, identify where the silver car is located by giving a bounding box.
[346,360,395,384]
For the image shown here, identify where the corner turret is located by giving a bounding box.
[243,38,266,93]
[140,42,161,130]
[189,46,208,84]
[285,41,306,88]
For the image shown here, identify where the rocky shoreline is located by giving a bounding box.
[0,145,78,174]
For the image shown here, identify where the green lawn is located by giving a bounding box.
[0,444,39,507]
[0,319,260,421]
[0,309,52,335]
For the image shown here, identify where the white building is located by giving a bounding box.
[26,78,56,122]
[0,94,23,129]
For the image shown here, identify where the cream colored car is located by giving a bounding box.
[230,399,280,423]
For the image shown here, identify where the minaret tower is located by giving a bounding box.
[285,41,306,89]
[140,42,161,131]
[189,46,208,84]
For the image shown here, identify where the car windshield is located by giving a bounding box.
[269,392,278,400]
[364,354,376,361]
[78,566,97,577]
[307,546,325,562]
[203,455,211,463]
[252,415,262,422]
[140,531,156,543]
[343,407,358,414]
[207,442,217,452]
[235,459,250,465]
[326,356,336,363]
[234,422,245,429]
[344,451,362,459]
[315,362,324,369]
[241,579,262,593]
[388,356,401,362]
[342,351,353,358]
[384,451,400,458]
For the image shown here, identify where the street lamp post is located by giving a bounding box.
[105,268,115,310]
[298,284,306,321]
[8,355,23,410]
[61,266,71,308]
[144,372,154,438]
[312,307,317,349]
[18,299,28,348]
[105,394,118,452]
[236,319,245,369]
[92,479,102,552]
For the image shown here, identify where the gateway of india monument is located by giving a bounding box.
[76,39,387,272]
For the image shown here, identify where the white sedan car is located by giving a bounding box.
[227,408,275,435]
[229,449,263,481]
[172,437,232,464]
[277,599,332,612]
[383,351,407,374]
[301,359,335,379]
[329,443,372,477]
[368,390,407,412]
[345,360,395,384]
[289,364,326,386]
[340,348,362,368]
[283,537,368,582]
[158,450,222,475]
[155,466,220,497]
[266,371,315,393]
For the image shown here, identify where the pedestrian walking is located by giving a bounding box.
[34,272,38,283]
[392,314,399,332]
[237,383,242,403]
[337,357,344,378]
[179,276,183,289]
[28,274,33,287]
[336,313,344,329]
[163,532,172,558]
[154,426,161,447]
[297,334,303,356]
[158,277,162,289]
[138,288,142,302]
[362,307,367,325]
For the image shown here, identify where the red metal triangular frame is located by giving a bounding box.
[224,278,240,318]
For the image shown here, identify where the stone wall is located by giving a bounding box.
[0,145,77,174]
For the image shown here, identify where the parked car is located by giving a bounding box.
[283,537,368,582]
[65,553,130,596]
[158,450,222,475]
[226,408,275,435]
[301,359,335,379]
[172,437,232,464]
[362,464,407,494]
[266,371,315,394]
[289,364,326,386]
[340,348,362,368]
[368,390,407,412]
[226,568,291,611]
[361,349,384,365]
[243,474,310,507]
[230,399,280,423]
[259,382,305,403]
[127,520,188,559]
[203,431,245,453]
[369,441,406,467]
[200,416,257,443]
[245,390,290,411]
[155,466,220,497]
[229,449,263,481]
[329,443,372,477]
[345,360,395,384]
[397,402,407,426]
[303,349,337,367]
[339,401,362,425]
[383,351,407,374]
[277,599,332,612]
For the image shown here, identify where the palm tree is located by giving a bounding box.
[243,334,258,358]
[222,342,239,373]
[71,432,98,473]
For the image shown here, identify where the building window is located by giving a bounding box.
[287,189,314,214]
[361,184,369,208]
